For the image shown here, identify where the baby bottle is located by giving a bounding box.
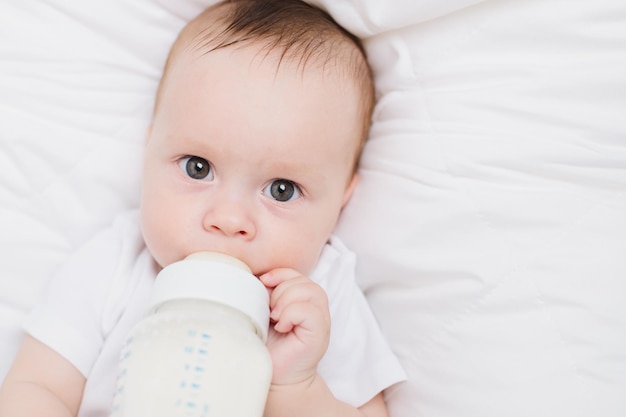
[110,252,272,417]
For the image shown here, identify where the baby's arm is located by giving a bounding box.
[266,379,388,417]
[0,335,85,417]
[259,269,389,417]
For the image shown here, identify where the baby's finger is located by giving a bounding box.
[259,268,302,289]
[270,280,328,321]
[260,269,310,306]
[272,301,330,343]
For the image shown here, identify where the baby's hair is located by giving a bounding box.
[155,0,374,171]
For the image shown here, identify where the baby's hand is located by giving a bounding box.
[259,269,330,387]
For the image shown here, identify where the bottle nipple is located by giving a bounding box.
[185,251,252,274]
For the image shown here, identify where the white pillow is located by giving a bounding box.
[2,1,626,417]
[333,0,626,415]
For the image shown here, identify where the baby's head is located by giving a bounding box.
[141,0,374,275]
[155,0,374,170]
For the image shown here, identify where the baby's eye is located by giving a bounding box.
[179,156,213,181]
[263,179,301,202]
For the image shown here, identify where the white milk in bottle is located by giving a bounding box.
[110,252,272,417]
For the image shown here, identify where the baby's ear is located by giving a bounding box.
[342,173,359,208]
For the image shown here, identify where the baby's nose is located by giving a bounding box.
[203,200,256,240]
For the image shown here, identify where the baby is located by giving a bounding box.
[0,1,405,416]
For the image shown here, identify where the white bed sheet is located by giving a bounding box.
[1,0,626,416]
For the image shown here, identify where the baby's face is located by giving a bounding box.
[140,45,362,276]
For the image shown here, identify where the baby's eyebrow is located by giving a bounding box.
[261,158,317,178]
[164,134,217,155]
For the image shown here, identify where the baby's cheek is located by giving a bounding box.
[141,216,172,267]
